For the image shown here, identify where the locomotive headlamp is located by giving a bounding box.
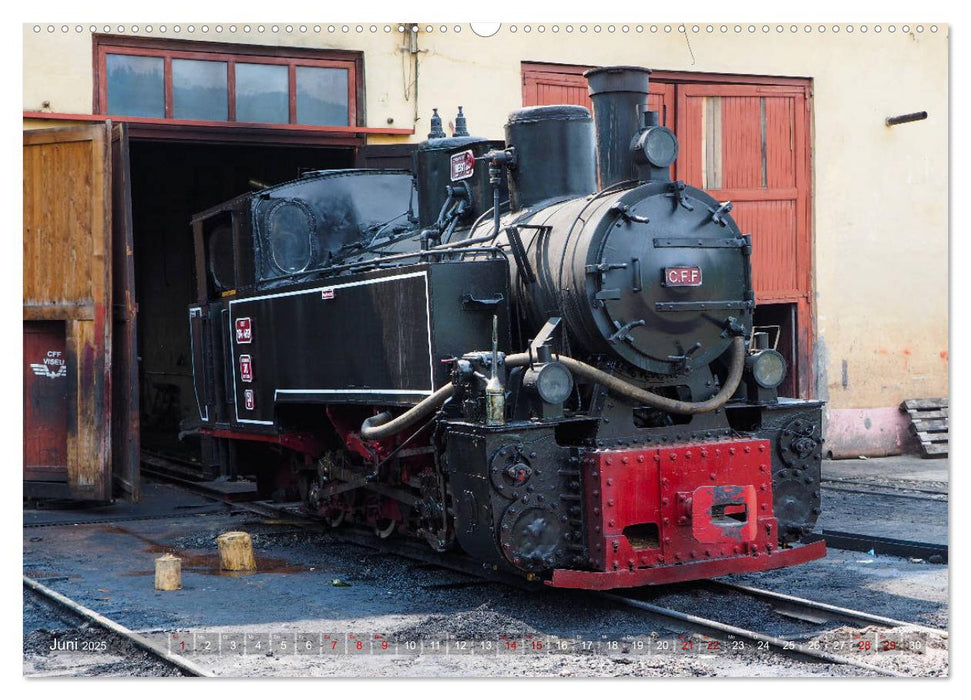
[532,361,574,405]
[748,349,787,389]
[635,126,679,169]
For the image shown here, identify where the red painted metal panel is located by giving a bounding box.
[583,439,776,573]
[24,321,69,482]
[556,439,825,588]
[549,540,825,589]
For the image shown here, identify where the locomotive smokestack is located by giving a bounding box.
[584,66,652,188]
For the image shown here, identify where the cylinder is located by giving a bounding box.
[585,66,652,188]
[216,531,257,571]
[504,105,597,211]
[154,553,182,591]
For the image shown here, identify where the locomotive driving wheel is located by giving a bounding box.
[374,519,396,539]
[326,502,347,528]
[418,471,455,552]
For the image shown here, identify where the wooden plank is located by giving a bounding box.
[911,419,948,432]
[110,122,140,502]
[24,137,96,308]
[921,443,949,457]
[902,398,948,410]
[916,432,949,444]
[23,303,96,321]
[906,409,948,420]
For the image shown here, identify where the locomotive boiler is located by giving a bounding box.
[185,66,826,589]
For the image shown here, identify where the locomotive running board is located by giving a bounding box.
[546,540,826,590]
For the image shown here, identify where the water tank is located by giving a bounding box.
[504,105,597,211]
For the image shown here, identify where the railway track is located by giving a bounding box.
[804,530,948,564]
[822,476,947,495]
[600,593,907,676]
[821,479,947,502]
[200,490,941,677]
[23,574,214,678]
[328,526,931,676]
[704,580,946,637]
[28,472,945,676]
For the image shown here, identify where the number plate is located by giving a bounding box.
[239,355,253,383]
[450,149,475,181]
[235,317,252,344]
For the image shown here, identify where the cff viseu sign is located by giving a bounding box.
[29,350,67,379]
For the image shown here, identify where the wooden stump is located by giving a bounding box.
[216,531,257,571]
[154,553,182,591]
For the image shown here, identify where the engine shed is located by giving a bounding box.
[22,24,947,501]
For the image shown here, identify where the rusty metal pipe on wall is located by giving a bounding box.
[885,111,928,126]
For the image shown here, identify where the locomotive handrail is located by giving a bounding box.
[359,336,746,440]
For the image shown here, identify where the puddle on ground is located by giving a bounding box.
[97,524,306,577]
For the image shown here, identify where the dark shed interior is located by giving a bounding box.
[129,140,355,462]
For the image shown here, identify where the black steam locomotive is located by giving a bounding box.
[185,66,825,589]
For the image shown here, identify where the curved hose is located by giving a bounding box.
[505,336,747,415]
[357,336,746,440]
[360,383,456,441]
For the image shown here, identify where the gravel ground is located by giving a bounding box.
[806,625,947,677]
[23,478,949,679]
[23,590,186,677]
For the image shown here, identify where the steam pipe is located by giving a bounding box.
[358,336,747,440]
[360,383,456,441]
[506,336,746,415]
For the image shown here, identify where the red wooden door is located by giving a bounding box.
[522,64,675,130]
[676,84,810,303]
[676,84,812,396]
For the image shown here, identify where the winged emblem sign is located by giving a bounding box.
[30,358,67,379]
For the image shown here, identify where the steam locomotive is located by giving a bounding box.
[185,66,826,589]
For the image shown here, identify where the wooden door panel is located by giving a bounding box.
[764,97,796,189]
[677,84,809,302]
[24,124,113,501]
[677,82,812,398]
[110,123,140,501]
[731,200,800,297]
[721,96,762,189]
